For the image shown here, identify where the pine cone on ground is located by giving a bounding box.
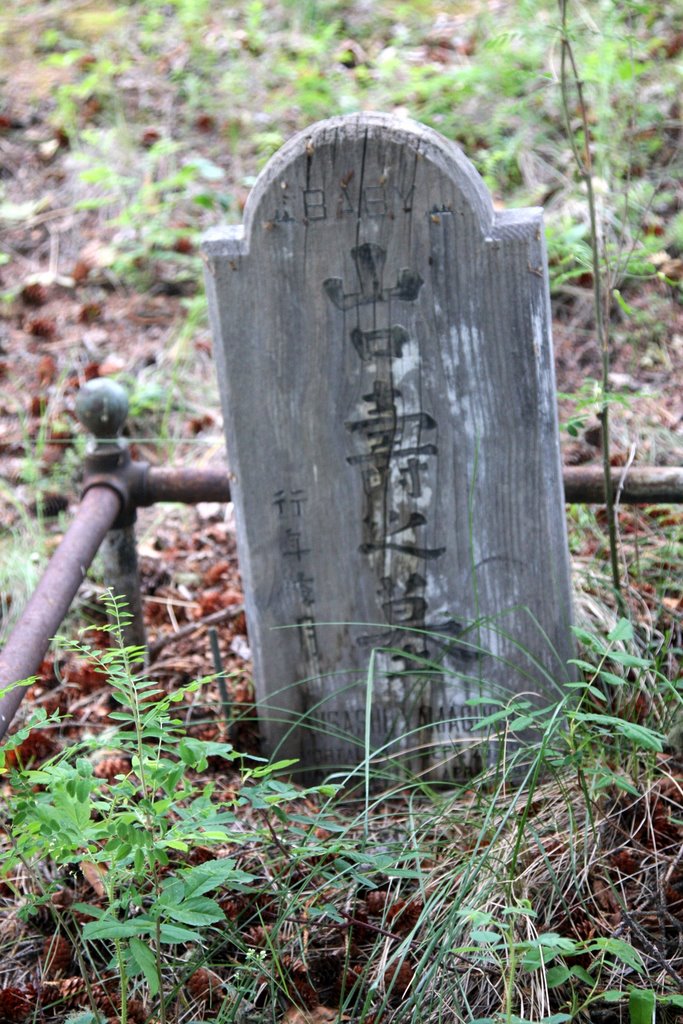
[126,997,147,1023]
[243,924,270,947]
[365,890,389,915]
[281,955,319,1010]
[21,282,49,307]
[186,967,224,1008]
[48,976,87,1010]
[91,981,120,1017]
[0,986,37,1022]
[218,893,247,920]
[387,897,423,935]
[383,960,414,1005]
[308,953,343,1005]
[41,934,73,977]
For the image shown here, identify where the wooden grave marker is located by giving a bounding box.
[202,113,573,778]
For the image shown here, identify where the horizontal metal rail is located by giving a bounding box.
[140,466,232,506]
[133,463,683,508]
[563,465,683,504]
[1,460,682,744]
[138,464,683,507]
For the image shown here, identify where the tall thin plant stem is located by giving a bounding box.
[557,0,623,610]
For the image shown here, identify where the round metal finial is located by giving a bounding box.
[75,378,129,442]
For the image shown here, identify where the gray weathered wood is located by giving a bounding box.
[202,113,574,779]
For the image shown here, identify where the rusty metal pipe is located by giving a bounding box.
[0,485,122,741]
[136,463,683,508]
[139,466,231,506]
[563,465,683,504]
[134,464,683,508]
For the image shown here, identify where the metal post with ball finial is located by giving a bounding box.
[75,378,148,663]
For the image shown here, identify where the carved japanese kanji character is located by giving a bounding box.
[323,243,423,310]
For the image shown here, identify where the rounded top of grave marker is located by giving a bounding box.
[208,112,495,254]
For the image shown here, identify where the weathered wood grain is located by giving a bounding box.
[202,113,574,779]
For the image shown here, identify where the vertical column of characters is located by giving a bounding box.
[272,487,321,675]
[324,243,446,762]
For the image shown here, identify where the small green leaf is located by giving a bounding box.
[73,903,106,919]
[129,937,160,996]
[576,714,663,752]
[470,929,502,944]
[565,681,607,701]
[509,715,535,731]
[546,965,571,988]
[251,758,299,776]
[613,721,663,751]
[660,995,683,1008]
[629,988,655,1024]
[470,708,514,730]
[568,659,600,672]
[601,990,626,1003]
[590,938,644,973]
[608,618,634,643]
[522,949,543,970]
[179,858,251,898]
[160,878,185,905]
[612,290,635,317]
[383,867,422,879]
[598,775,641,797]
[570,965,595,985]
[536,933,578,951]
[83,919,153,940]
[158,923,198,944]
[178,738,208,767]
[606,651,651,669]
[190,156,225,181]
[597,671,628,687]
[162,896,224,926]
[163,839,189,851]
[193,193,216,208]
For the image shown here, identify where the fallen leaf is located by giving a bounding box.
[72,258,93,282]
[98,353,127,375]
[81,860,107,896]
[37,354,57,386]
